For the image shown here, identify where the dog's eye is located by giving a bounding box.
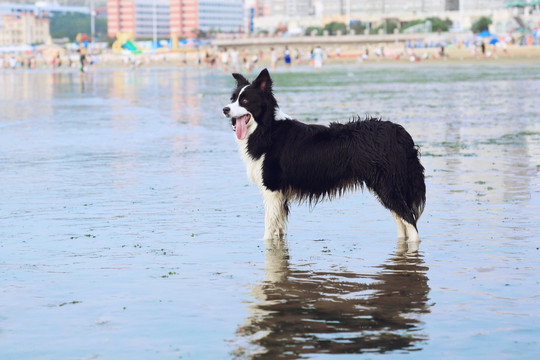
[242,99,248,104]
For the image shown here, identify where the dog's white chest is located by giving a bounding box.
[237,140,265,189]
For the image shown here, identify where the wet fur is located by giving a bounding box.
[223,69,426,241]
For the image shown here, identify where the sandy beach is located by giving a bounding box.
[2,42,539,73]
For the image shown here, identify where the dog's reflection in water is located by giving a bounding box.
[232,238,431,359]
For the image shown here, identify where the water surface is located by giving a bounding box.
[1,63,539,359]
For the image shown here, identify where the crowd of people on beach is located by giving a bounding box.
[0,32,535,73]
[0,52,95,71]
[198,45,328,73]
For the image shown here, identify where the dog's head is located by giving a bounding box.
[222,68,277,140]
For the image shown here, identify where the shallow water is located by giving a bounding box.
[1,63,539,359]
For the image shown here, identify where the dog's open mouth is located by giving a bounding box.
[232,114,251,140]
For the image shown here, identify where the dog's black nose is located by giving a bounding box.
[223,107,230,116]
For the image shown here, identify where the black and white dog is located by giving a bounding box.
[223,69,426,243]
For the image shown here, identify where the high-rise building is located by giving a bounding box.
[169,0,197,38]
[251,0,271,17]
[108,0,244,39]
[170,0,244,38]
[108,0,170,39]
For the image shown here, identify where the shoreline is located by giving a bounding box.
[1,44,538,73]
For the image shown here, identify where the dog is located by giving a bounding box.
[222,69,426,243]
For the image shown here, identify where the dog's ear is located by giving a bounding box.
[253,68,272,93]
[232,73,249,87]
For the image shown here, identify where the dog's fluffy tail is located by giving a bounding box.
[407,145,426,223]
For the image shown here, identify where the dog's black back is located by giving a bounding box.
[254,116,426,227]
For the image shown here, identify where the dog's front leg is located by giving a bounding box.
[262,190,288,239]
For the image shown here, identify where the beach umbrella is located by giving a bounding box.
[503,1,527,7]
[489,38,499,45]
[478,30,494,37]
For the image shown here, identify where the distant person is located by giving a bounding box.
[312,45,323,71]
[220,47,229,72]
[56,52,62,67]
[204,51,211,68]
[77,45,87,72]
[251,53,258,66]
[9,56,17,69]
[270,47,277,71]
[481,41,486,55]
[294,48,300,61]
[230,47,239,71]
[283,46,291,70]
[362,47,369,61]
[243,56,253,73]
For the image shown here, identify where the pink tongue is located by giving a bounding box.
[235,116,248,140]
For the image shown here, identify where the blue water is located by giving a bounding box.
[1,64,539,359]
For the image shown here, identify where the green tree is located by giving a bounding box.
[50,13,107,41]
[471,16,492,34]
[304,26,323,36]
[350,21,366,34]
[401,19,424,32]
[427,17,453,32]
[370,21,398,34]
[323,21,347,35]
[401,17,452,33]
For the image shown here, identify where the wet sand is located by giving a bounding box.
[0,63,539,359]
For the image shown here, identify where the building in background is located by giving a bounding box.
[0,12,51,46]
[252,0,515,35]
[0,2,90,16]
[197,0,243,34]
[134,0,170,38]
[250,0,270,17]
[108,0,169,39]
[107,0,244,39]
[170,0,244,38]
[169,0,197,38]
[315,0,507,17]
[244,0,510,19]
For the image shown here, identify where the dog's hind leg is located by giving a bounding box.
[404,221,420,243]
[263,190,289,239]
[392,212,420,252]
[391,211,407,239]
